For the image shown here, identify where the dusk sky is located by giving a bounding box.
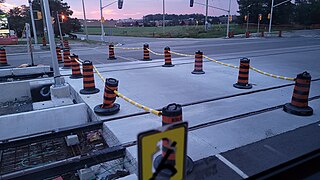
[2,0,239,20]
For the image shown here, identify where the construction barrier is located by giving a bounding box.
[153,103,194,177]
[142,44,151,61]
[97,44,295,82]
[283,72,313,116]
[233,58,252,89]
[63,40,69,49]
[70,54,83,79]
[56,47,63,64]
[162,47,174,67]
[42,36,46,46]
[94,78,120,115]
[192,51,205,74]
[0,47,9,66]
[108,44,117,60]
[80,60,100,95]
[63,48,71,69]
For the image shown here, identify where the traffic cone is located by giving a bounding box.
[63,48,71,69]
[142,44,151,61]
[261,31,264,37]
[80,60,100,94]
[56,47,63,64]
[0,47,10,66]
[245,31,250,38]
[283,72,313,116]
[153,103,194,177]
[70,54,83,79]
[233,58,252,89]
[191,51,205,74]
[94,78,120,115]
[108,44,117,60]
[162,47,174,67]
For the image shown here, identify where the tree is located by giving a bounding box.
[0,0,5,15]
[237,0,294,25]
[7,5,30,37]
[294,0,320,25]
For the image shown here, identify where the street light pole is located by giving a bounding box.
[81,0,89,40]
[29,0,38,46]
[99,0,105,42]
[268,0,274,33]
[226,0,231,38]
[42,0,63,86]
[162,0,165,34]
[205,0,208,31]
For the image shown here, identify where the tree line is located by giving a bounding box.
[237,0,320,25]
[0,0,81,38]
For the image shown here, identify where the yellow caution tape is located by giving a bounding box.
[203,55,239,69]
[169,50,194,57]
[146,48,165,56]
[169,49,294,81]
[249,67,295,81]
[92,65,162,116]
[112,46,143,50]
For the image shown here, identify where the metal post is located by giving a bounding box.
[246,12,250,33]
[257,15,261,33]
[40,0,47,43]
[100,0,105,42]
[82,0,89,40]
[226,0,231,38]
[162,0,165,34]
[42,0,64,86]
[205,0,208,31]
[29,0,38,46]
[57,12,64,47]
[268,0,274,33]
[25,23,34,66]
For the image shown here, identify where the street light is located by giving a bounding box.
[268,0,292,33]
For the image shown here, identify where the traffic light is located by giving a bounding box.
[244,15,248,21]
[190,0,194,7]
[118,0,123,9]
[268,13,271,20]
[259,14,262,21]
[229,16,232,22]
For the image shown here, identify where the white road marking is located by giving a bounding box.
[216,154,249,179]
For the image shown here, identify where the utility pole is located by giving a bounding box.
[163,0,165,34]
[205,0,209,31]
[226,0,231,38]
[99,0,105,42]
[81,0,89,40]
[28,0,38,47]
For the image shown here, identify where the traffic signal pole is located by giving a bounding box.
[99,0,105,42]
[226,0,231,38]
[56,12,64,47]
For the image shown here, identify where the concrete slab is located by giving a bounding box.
[0,81,31,102]
[0,103,89,140]
[190,99,320,158]
[11,66,51,76]
[222,122,320,177]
